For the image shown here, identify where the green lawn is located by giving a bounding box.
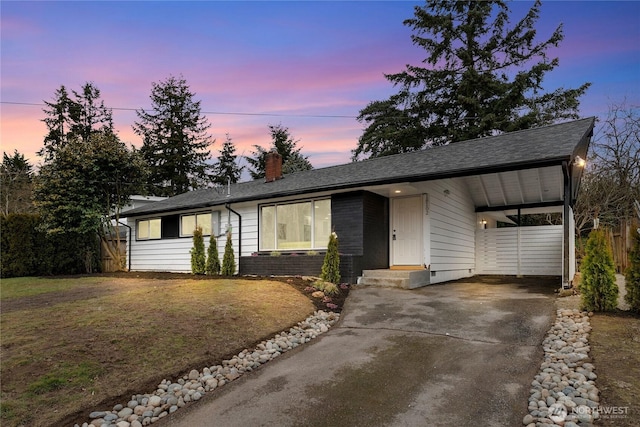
[0,274,315,427]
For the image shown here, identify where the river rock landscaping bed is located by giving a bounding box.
[75,310,340,427]
[524,308,600,427]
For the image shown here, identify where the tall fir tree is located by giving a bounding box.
[212,134,243,185]
[246,124,312,179]
[134,75,214,196]
[40,83,114,161]
[353,0,591,160]
[1,150,35,215]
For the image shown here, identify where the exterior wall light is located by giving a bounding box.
[574,156,586,167]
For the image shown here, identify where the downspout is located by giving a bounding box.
[517,208,521,278]
[225,203,242,272]
[562,161,571,289]
[117,220,132,272]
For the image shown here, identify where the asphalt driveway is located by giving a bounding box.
[163,277,558,427]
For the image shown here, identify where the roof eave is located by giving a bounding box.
[120,156,571,218]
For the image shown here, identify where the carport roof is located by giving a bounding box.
[121,117,595,218]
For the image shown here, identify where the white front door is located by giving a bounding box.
[392,196,423,265]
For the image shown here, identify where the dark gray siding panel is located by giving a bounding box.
[362,192,389,270]
[239,254,359,284]
[331,192,364,256]
[331,191,389,275]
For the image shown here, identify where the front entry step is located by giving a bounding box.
[359,269,430,289]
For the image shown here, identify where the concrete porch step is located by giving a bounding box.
[359,269,430,289]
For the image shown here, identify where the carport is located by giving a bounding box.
[463,131,591,288]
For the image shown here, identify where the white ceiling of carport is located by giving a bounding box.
[461,165,564,209]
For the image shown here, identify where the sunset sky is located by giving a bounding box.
[2,1,639,174]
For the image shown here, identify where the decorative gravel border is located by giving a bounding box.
[76,310,340,427]
[524,309,600,426]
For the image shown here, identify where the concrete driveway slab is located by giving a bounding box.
[162,277,558,427]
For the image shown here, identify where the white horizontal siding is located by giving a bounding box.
[426,178,476,283]
[237,205,258,256]
[128,203,259,274]
[130,238,193,272]
[476,225,562,276]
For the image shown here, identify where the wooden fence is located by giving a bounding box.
[101,238,126,272]
[610,220,636,273]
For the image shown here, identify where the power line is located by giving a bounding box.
[0,101,358,119]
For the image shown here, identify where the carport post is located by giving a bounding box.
[562,162,571,289]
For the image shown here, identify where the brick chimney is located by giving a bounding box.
[264,151,283,182]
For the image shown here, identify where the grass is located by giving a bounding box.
[0,276,104,299]
[589,313,640,426]
[0,274,315,427]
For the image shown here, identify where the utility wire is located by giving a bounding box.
[0,101,358,119]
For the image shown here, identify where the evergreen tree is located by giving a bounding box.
[134,75,214,196]
[625,229,640,313]
[320,232,340,284]
[212,134,243,185]
[246,124,312,179]
[34,132,147,271]
[69,83,114,142]
[580,229,618,312]
[206,234,221,275]
[353,0,591,160]
[40,83,114,161]
[221,231,236,275]
[1,150,34,215]
[190,226,206,275]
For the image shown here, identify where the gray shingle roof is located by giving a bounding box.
[121,117,595,218]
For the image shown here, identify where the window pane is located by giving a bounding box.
[197,213,212,236]
[277,202,311,249]
[138,220,149,239]
[149,219,161,239]
[181,215,196,236]
[260,206,275,250]
[314,199,331,248]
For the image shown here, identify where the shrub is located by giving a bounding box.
[221,232,236,275]
[205,234,221,275]
[1,214,98,277]
[190,226,206,275]
[625,229,640,313]
[313,279,340,296]
[580,229,618,311]
[320,232,340,284]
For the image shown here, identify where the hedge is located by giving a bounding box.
[1,214,100,278]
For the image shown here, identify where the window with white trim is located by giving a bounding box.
[137,218,161,240]
[260,199,331,250]
[181,211,220,237]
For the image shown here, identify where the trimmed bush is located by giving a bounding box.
[625,229,640,313]
[206,234,221,275]
[221,232,236,275]
[580,229,619,311]
[190,226,206,275]
[320,232,340,284]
